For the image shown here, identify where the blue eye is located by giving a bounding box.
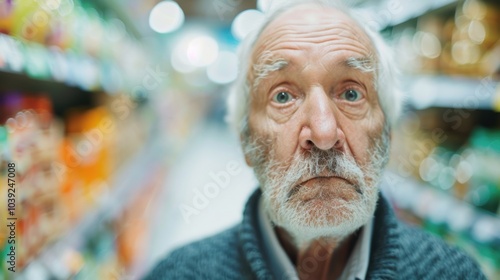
[273,91,292,104]
[340,89,362,102]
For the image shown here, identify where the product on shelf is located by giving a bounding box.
[388,107,500,279]
[0,0,180,278]
[61,106,115,219]
[0,0,154,95]
[0,0,13,35]
[391,0,500,77]
[0,84,177,280]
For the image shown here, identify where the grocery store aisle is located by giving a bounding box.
[146,121,257,271]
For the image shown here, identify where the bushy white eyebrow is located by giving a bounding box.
[345,56,376,73]
[251,53,375,92]
[252,50,289,90]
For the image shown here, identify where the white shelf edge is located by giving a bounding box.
[381,171,500,243]
[404,75,500,110]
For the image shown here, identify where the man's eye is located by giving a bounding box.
[272,91,292,104]
[340,89,362,102]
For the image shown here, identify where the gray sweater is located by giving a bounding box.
[146,189,486,279]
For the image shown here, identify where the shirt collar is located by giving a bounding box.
[339,214,373,280]
[258,197,373,280]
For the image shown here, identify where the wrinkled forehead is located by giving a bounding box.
[249,4,375,79]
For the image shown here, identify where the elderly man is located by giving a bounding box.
[147,0,485,279]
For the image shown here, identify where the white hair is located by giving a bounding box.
[226,0,403,136]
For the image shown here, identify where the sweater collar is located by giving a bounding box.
[238,189,401,279]
[366,195,401,279]
[238,189,274,279]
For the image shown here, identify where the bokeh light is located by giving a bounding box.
[231,9,265,41]
[186,36,219,67]
[149,1,184,34]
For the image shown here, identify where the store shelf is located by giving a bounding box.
[354,0,457,30]
[382,171,500,279]
[17,136,166,279]
[0,71,95,117]
[405,75,500,110]
[0,33,123,90]
[382,171,500,243]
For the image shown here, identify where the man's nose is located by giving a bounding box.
[299,89,346,151]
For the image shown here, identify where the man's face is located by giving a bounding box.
[245,5,389,244]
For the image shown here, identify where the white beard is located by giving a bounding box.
[245,129,389,247]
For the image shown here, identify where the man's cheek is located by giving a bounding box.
[359,122,385,163]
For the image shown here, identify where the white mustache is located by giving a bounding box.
[266,147,366,199]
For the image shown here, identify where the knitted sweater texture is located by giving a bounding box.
[146,190,485,279]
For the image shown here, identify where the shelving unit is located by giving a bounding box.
[0,69,95,116]
[383,172,500,239]
[0,1,171,279]
[405,75,500,110]
[353,0,458,31]
[388,94,500,279]
[378,0,500,278]
[0,32,127,94]
[16,136,166,279]
[382,171,500,278]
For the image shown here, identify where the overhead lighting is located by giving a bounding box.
[186,35,219,67]
[231,9,265,41]
[149,1,184,34]
[171,36,196,73]
[171,34,219,72]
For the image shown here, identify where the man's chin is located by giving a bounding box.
[268,195,376,246]
[293,198,359,227]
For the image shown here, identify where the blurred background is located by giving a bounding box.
[0,0,499,279]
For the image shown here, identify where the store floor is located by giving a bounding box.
[146,121,257,273]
